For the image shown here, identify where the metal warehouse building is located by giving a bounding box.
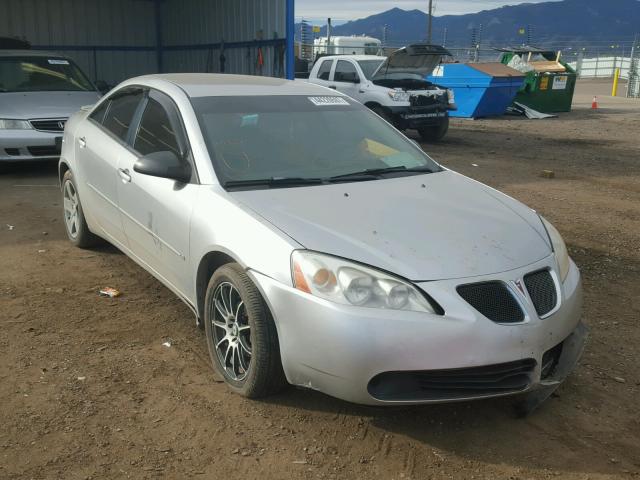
[0,0,295,85]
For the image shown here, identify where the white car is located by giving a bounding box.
[59,73,586,414]
[307,45,456,141]
[0,50,100,162]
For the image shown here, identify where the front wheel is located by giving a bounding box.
[61,170,100,248]
[418,116,450,142]
[204,263,287,398]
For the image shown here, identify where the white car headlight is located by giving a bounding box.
[291,250,437,314]
[541,216,570,282]
[387,90,410,102]
[0,119,32,130]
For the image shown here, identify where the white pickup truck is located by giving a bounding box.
[306,44,456,141]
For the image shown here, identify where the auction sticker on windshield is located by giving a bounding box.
[308,96,349,106]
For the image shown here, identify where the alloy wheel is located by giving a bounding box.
[210,282,252,381]
[63,180,79,238]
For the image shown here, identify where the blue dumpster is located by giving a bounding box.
[427,63,525,118]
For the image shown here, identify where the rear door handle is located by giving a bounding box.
[329,85,337,89]
[118,168,131,183]
[78,137,86,148]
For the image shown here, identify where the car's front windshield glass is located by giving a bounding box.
[191,95,440,189]
[0,57,95,92]
[357,60,385,79]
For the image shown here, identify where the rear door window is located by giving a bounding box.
[102,88,144,142]
[316,60,333,81]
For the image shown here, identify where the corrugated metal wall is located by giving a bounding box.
[161,0,287,77]
[0,0,289,83]
[0,0,158,85]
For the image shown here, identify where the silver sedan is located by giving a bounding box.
[59,74,587,414]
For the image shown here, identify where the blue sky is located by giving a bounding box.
[296,0,561,21]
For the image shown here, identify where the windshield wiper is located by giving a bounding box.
[329,165,434,181]
[224,177,324,189]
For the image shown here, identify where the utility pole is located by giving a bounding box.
[427,0,433,43]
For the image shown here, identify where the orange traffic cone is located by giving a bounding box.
[591,96,599,109]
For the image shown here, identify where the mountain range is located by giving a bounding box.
[296,0,640,48]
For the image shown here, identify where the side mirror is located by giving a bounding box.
[134,151,191,184]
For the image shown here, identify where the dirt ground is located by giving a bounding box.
[1,79,639,479]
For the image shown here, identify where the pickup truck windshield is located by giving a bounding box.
[357,59,385,80]
[0,57,95,92]
[192,95,440,189]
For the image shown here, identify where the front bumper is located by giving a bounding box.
[388,105,449,129]
[0,129,63,161]
[250,254,586,406]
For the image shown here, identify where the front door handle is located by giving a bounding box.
[78,137,86,148]
[118,168,131,183]
[329,85,337,89]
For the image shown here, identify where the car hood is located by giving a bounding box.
[372,44,451,81]
[0,91,100,119]
[230,170,552,281]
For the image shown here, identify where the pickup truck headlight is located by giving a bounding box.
[387,90,410,102]
[540,216,570,282]
[291,250,436,313]
[447,89,455,104]
[0,119,32,130]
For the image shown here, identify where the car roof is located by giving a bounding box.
[125,73,347,98]
[0,49,69,58]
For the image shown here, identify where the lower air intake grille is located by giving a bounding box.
[368,359,536,401]
[30,119,66,132]
[524,270,557,317]
[457,281,524,323]
[27,145,60,157]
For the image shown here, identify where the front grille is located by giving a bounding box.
[457,281,524,323]
[409,95,439,107]
[27,145,60,157]
[30,119,67,132]
[368,359,536,401]
[524,270,557,317]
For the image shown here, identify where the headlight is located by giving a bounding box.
[0,119,32,130]
[540,216,570,282]
[387,90,410,102]
[447,89,455,104]
[291,250,436,313]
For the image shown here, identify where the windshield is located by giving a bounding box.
[0,56,95,92]
[357,59,385,80]
[192,95,440,189]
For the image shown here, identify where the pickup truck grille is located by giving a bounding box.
[410,95,441,107]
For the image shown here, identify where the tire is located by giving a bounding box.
[370,105,393,124]
[61,170,100,248]
[204,263,287,398]
[418,116,450,142]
